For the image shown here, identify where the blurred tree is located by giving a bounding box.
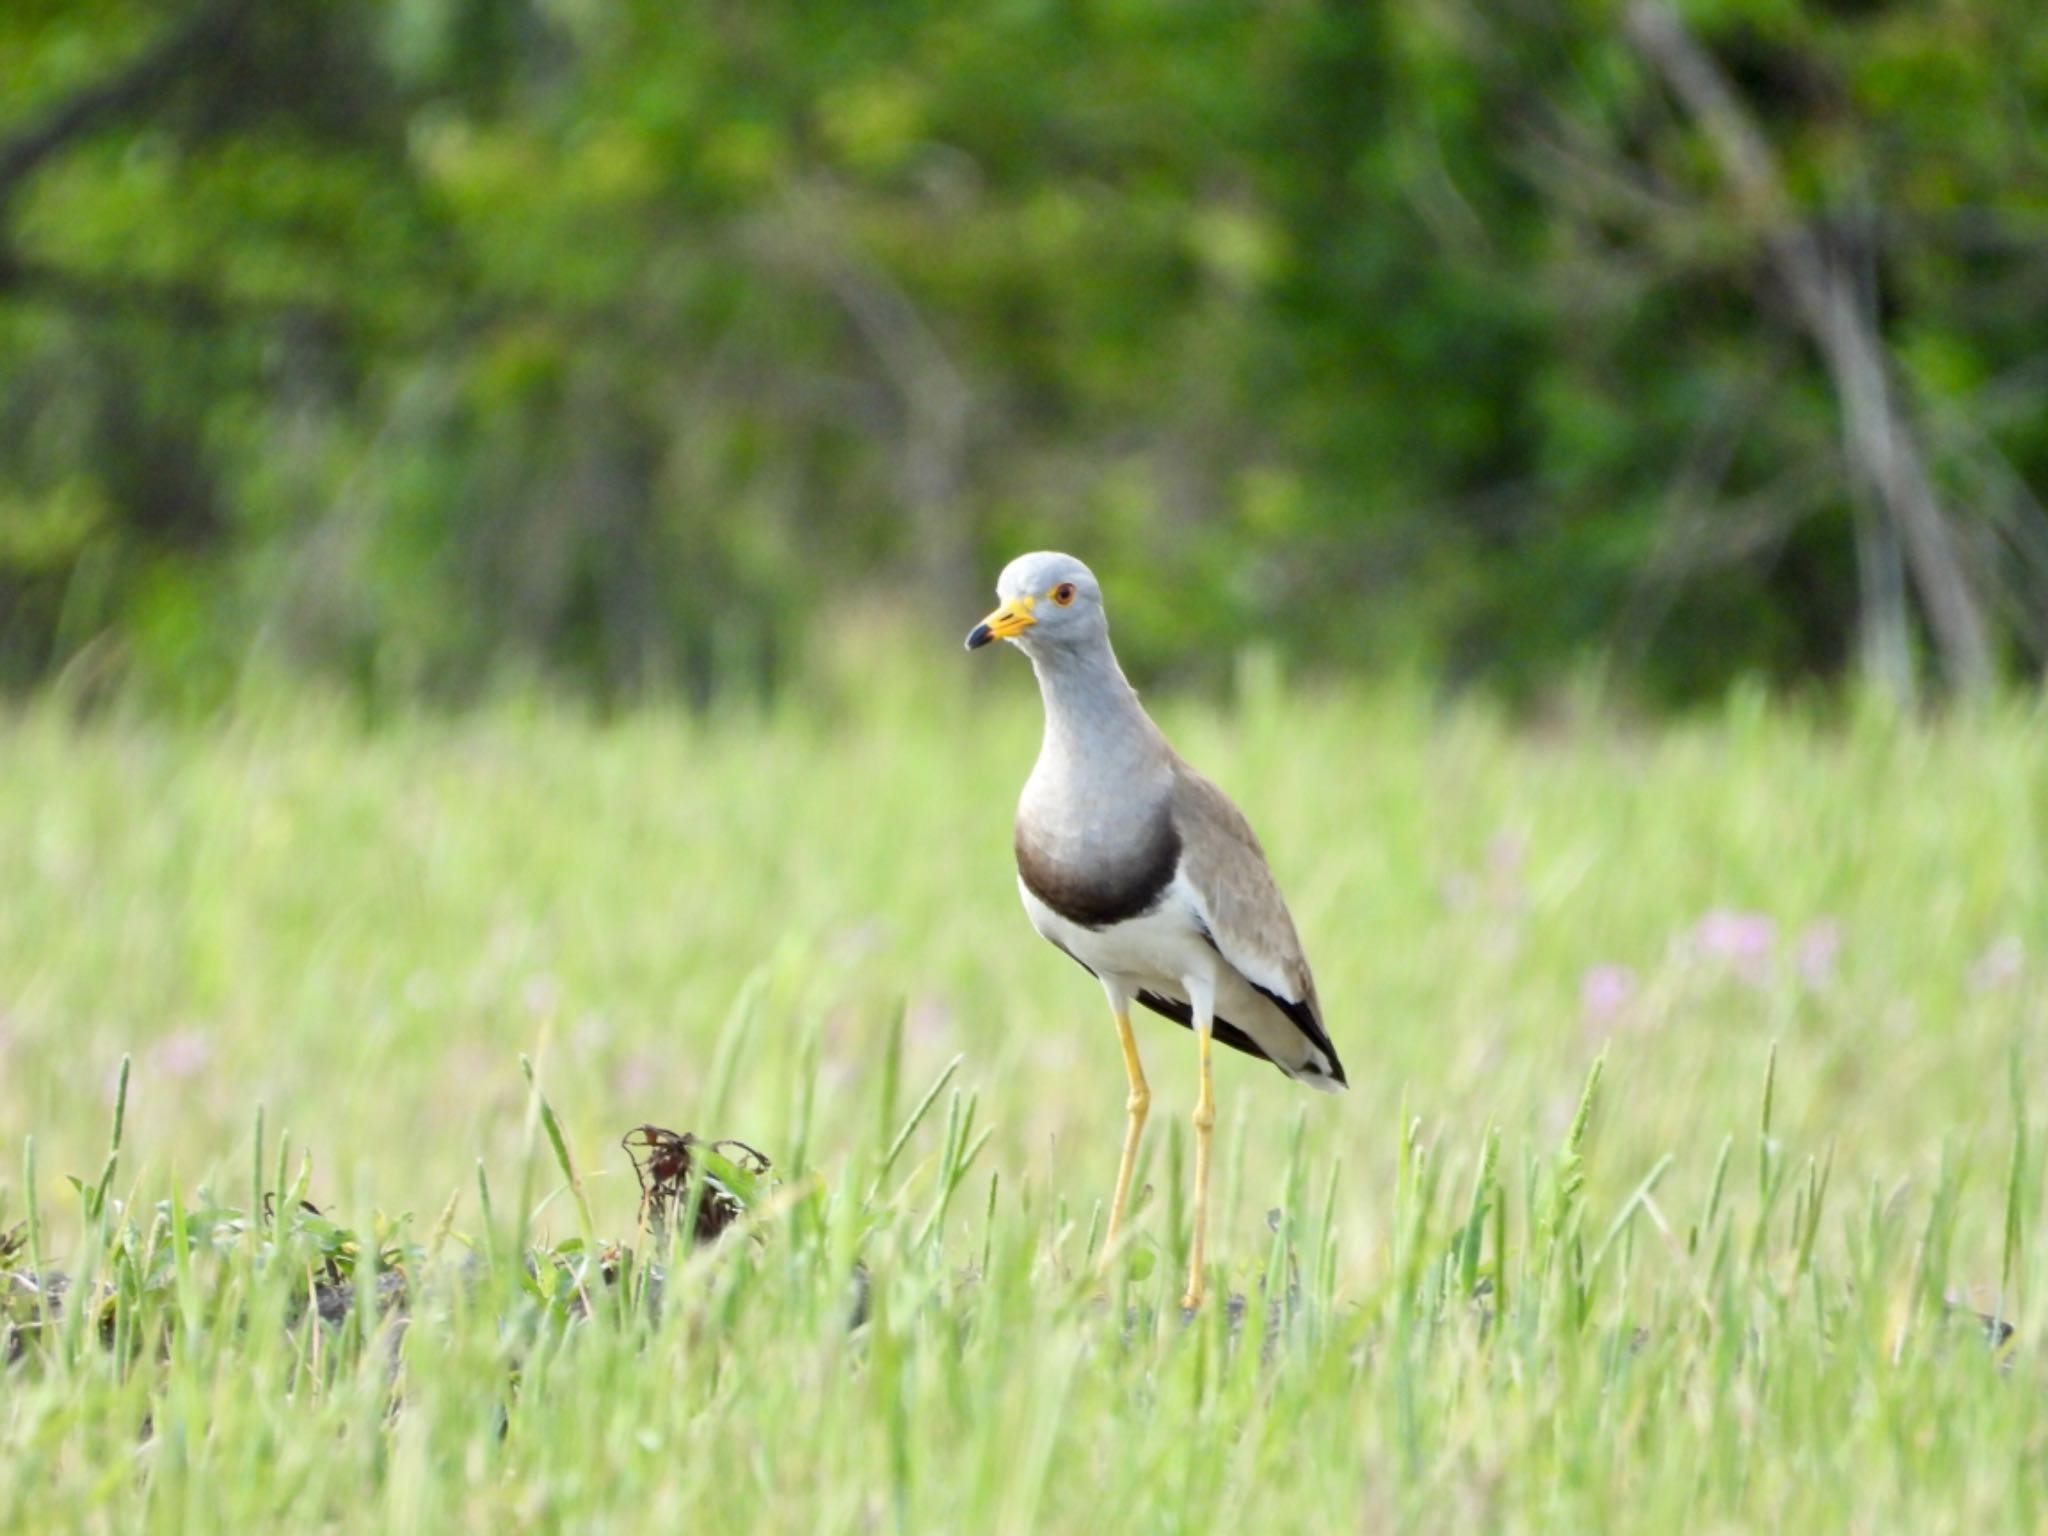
[0,0,2043,708]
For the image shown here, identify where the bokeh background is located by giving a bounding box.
[4,0,2047,710]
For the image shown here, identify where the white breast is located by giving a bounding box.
[1020,867,1337,1084]
[1018,869,1221,999]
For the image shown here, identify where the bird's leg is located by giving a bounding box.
[1183,1020,1216,1311]
[1102,1005,1150,1260]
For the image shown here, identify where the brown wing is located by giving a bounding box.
[1169,763,1327,1032]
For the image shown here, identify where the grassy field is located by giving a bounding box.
[2,673,2044,1531]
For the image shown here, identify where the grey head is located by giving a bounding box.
[963,551,1109,657]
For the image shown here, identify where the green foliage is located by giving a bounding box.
[1,1,2044,706]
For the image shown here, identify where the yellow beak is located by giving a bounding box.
[965,595,1037,650]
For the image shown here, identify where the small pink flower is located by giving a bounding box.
[151,1028,212,1080]
[831,920,888,961]
[906,995,956,1047]
[1693,909,1778,985]
[522,974,563,1019]
[615,1050,663,1098]
[1580,964,1637,1026]
[1795,920,1842,990]
[1969,937,2025,992]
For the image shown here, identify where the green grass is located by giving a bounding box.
[2,676,2045,1531]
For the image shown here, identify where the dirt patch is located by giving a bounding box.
[621,1125,773,1245]
[3,1124,777,1369]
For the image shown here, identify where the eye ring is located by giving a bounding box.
[1051,582,1077,607]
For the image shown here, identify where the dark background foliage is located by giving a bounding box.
[2,0,2045,708]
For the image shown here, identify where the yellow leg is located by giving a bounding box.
[1102,1007,1150,1260]
[1182,1024,1216,1310]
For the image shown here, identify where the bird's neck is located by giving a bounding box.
[1028,639,1164,784]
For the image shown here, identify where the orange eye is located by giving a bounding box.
[1051,582,1077,606]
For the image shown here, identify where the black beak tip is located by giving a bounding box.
[965,623,993,651]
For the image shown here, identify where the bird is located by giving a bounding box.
[966,551,1344,1310]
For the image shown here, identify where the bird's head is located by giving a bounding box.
[965,551,1106,656]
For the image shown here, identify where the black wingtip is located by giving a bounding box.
[1249,979,1346,1085]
